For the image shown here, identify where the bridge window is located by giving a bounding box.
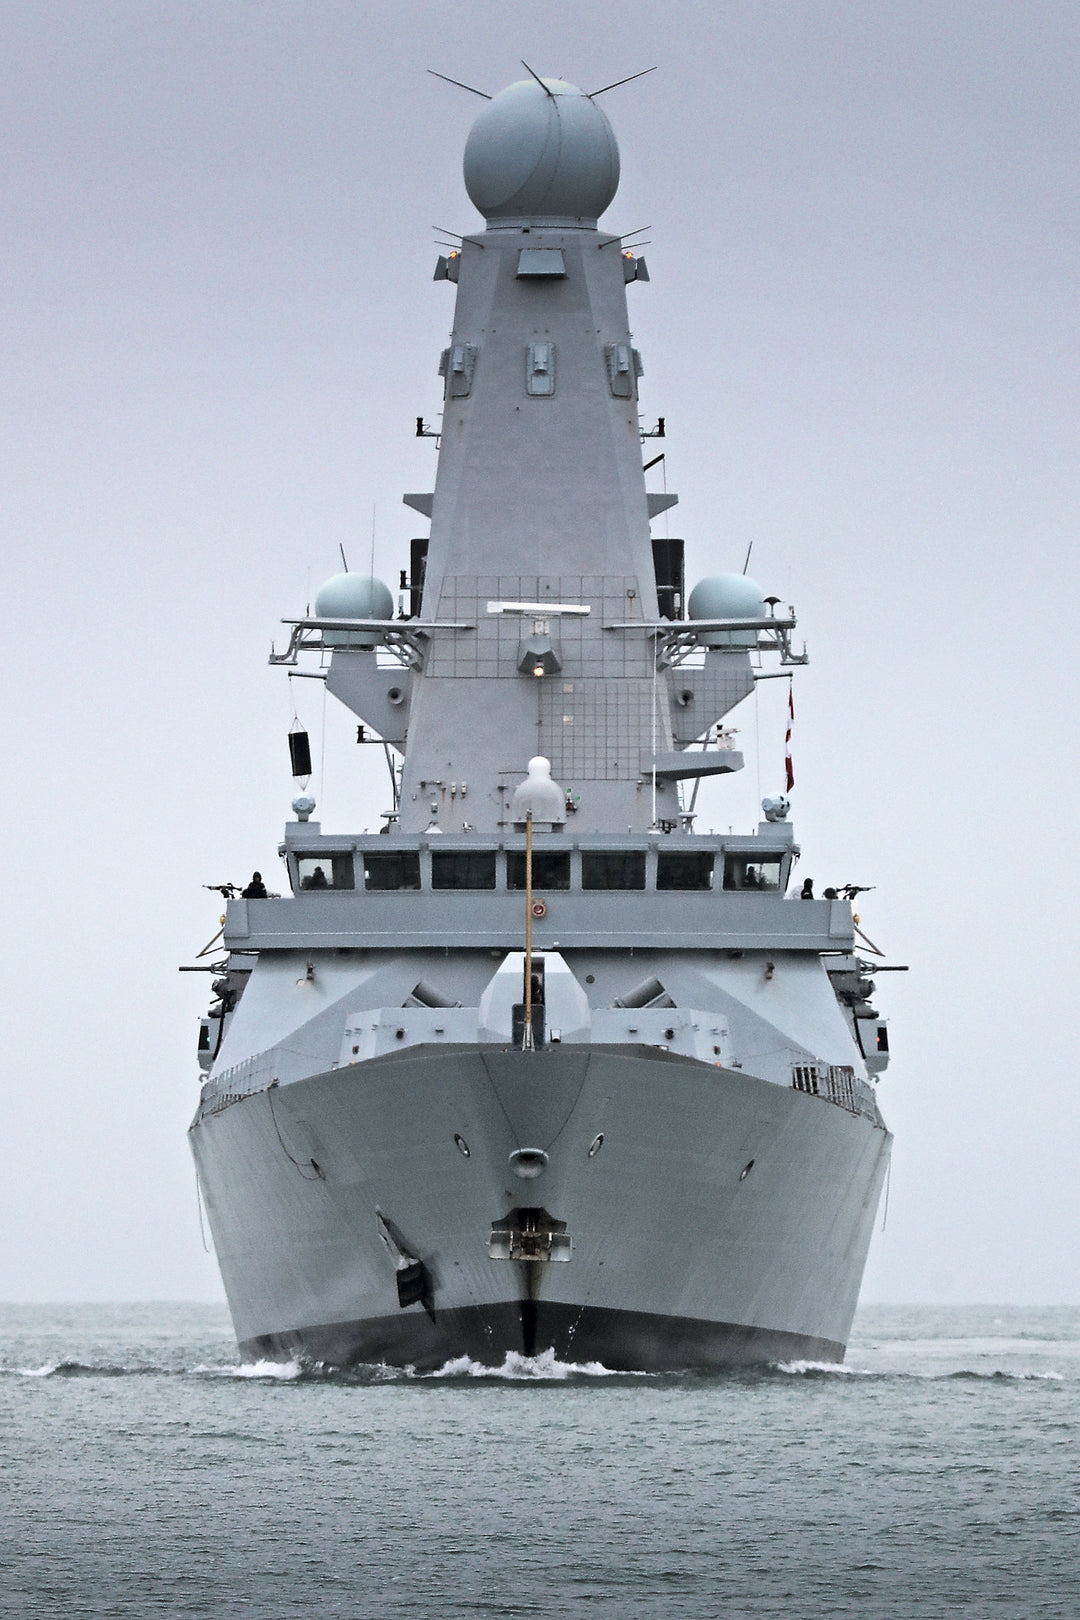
[363,852,421,891]
[297,854,355,891]
[723,854,784,892]
[656,852,715,891]
[432,851,497,890]
[508,851,571,891]
[581,851,646,890]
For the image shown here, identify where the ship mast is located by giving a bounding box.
[397,77,670,835]
[269,78,805,833]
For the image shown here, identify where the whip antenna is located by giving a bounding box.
[589,67,657,98]
[427,69,491,100]
[521,60,555,97]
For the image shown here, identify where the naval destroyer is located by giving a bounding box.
[188,75,893,1370]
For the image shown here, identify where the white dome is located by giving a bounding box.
[314,572,394,648]
[464,79,619,226]
[510,756,566,825]
[314,572,393,619]
[688,574,767,648]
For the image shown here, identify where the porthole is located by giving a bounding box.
[587,1133,605,1159]
[585,974,595,984]
[739,1159,755,1181]
[454,1134,471,1157]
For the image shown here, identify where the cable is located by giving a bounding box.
[267,1085,325,1180]
[881,1156,891,1232]
[651,644,658,827]
[194,1166,210,1253]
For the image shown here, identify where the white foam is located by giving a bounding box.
[194,1358,304,1380]
[775,1358,855,1376]
[427,1348,622,1380]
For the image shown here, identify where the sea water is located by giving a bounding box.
[2,1303,1077,1618]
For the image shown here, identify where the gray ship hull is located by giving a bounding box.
[191,1044,890,1371]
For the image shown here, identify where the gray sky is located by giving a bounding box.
[3,0,1078,1305]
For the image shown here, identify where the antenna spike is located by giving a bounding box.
[427,69,491,100]
[589,67,657,98]
[520,60,554,96]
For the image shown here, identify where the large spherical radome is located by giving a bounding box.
[464,79,619,225]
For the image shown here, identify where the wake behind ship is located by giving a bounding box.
[188,74,894,1371]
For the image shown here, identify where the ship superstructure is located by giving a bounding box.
[188,77,892,1370]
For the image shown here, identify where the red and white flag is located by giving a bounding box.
[785,681,795,792]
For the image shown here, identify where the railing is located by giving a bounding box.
[268,616,474,669]
[792,1062,882,1125]
[196,1051,280,1122]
